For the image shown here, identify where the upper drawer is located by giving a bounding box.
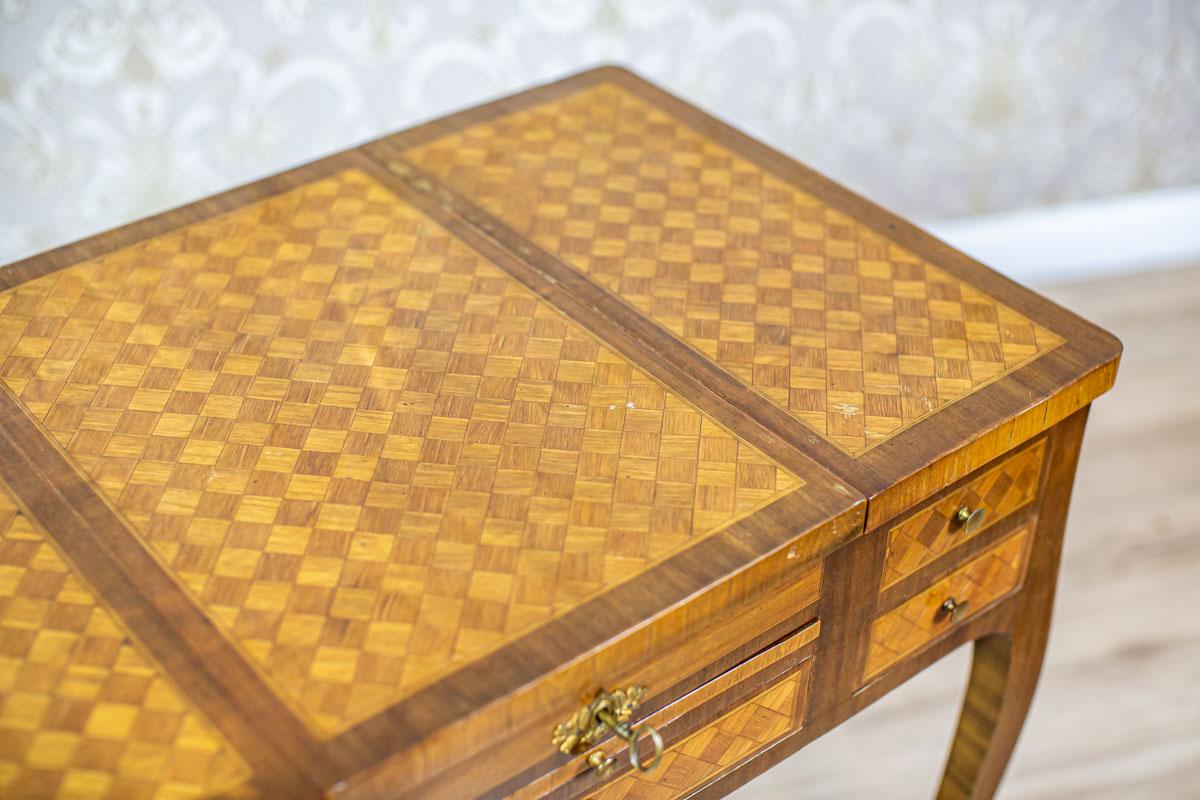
[880,438,1046,589]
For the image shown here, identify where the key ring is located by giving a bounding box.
[597,707,664,772]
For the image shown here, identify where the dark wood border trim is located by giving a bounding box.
[355,66,616,157]
[324,486,859,773]
[0,155,355,291]
[859,343,1115,512]
[0,386,332,797]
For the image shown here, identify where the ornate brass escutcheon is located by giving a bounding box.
[552,686,664,776]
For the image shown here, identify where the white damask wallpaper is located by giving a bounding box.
[1,0,1197,266]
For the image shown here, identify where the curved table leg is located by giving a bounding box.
[937,626,1043,799]
[936,408,1090,799]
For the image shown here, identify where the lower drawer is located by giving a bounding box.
[592,667,809,800]
[864,522,1033,681]
[518,622,818,800]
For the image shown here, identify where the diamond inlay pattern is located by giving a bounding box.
[0,169,801,735]
[866,526,1030,679]
[593,672,803,800]
[0,487,250,799]
[403,82,1065,454]
[881,439,1045,589]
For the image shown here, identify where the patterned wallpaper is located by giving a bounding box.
[0,0,1197,266]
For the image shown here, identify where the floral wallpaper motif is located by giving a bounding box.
[0,0,1197,266]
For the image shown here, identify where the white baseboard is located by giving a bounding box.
[926,185,1200,285]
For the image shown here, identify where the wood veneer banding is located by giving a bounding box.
[0,66,1119,799]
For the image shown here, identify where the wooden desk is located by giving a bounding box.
[0,67,1119,799]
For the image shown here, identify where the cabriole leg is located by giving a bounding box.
[937,407,1090,799]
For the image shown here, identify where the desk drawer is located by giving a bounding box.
[865,523,1032,681]
[518,622,817,800]
[880,438,1046,590]
[591,666,809,800]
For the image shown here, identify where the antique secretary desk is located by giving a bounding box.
[0,68,1120,799]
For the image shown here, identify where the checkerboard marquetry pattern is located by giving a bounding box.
[866,526,1030,678]
[403,82,1065,454]
[0,486,250,799]
[0,169,802,736]
[881,439,1045,589]
[593,673,802,800]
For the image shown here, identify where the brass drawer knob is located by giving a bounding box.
[954,506,987,534]
[587,750,617,778]
[552,686,664,776]
[941,596,970,623]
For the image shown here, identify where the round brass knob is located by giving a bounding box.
[953,506,986,534]
[587,749,616,778]
[941,596,970,623]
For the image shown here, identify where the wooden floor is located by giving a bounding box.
[733,264,1200,799]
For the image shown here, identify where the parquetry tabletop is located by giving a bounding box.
[0,66,1120,799]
